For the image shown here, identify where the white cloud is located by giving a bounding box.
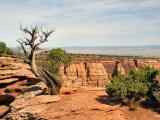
[0,0,159,47]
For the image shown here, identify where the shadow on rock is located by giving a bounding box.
[0,95,15,105]
[96,95,121,106]
[140,99,160,114]
[0,76,26,89]
[96,95,160,114]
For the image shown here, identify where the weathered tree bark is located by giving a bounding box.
[17,25,62,95]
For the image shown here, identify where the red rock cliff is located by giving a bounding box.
[60,59,160,87]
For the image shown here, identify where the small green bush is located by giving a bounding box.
[49,48,71,66]
[48,48,71,74]
[0,42,13,55]
[0,42,7,54]
[37,48,71,75]
[106,66,159,109]
[5,47,14,55]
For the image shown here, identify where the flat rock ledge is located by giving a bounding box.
[2,82,61,120]
[0,105,10,118]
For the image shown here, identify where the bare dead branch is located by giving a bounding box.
[20,25,32,36]
[17,24,61,95]
[16,40,28,58]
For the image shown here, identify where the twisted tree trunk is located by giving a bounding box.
[17,25,62,95]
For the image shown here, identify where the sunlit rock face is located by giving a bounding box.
[60,62,109,87]
[60,59,160,87]
[60,60,136,87]
[87,63,109,86]
[36,52,160,87]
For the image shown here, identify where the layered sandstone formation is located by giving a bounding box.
[0,57,41,118]
[60,59,160,87]
[0,56,160,119]
[60,62,109,87]
[37,52,160,87]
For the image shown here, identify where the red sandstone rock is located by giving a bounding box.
[76,63,87,79]
[11,95,61,112]
[1,56,160,120]
[0,105,10,118]
[60,59,160,87]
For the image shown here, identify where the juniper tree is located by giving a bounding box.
[17,25,62,95]
[106,66,159,110]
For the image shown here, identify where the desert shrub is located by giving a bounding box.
[106,66,159,109]
[130,66,158,87]
[48,48,71,74]
[0,42,7,54]
[5,47,14,55]
[0,42,13,55]
[37,48,71,75]
[49,48,71,66]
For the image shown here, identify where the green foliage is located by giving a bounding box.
[39,61,59,74]
[0,42,7,54]
[130,66,158,87]
[106,66,159,108]
[48,48,71,74]
[37,48,71,75]
[107,75,148,100]
[49,48,71,66]
[5,47,14,55]
[0,41,13,55]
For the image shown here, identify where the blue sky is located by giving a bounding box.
[0,0,160,47]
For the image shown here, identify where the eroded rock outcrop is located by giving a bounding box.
[60,62,109,87]
[112,61,125,77]
[0,57,42,119]
[1,56,160,119]
[87,63,109,86]
[3,82,61,120]
[60,59,160,87]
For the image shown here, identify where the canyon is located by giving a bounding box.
[0,56,160,119]
[59,56,160,87]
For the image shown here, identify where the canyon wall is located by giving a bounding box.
[36,53,160,87]
[59,59,160,87]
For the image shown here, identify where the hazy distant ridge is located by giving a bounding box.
[62,46,160,57]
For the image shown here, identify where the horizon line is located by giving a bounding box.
[9,44,160,49]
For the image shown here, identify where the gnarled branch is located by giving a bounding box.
[16,40,28,58]
[17,24,61,95]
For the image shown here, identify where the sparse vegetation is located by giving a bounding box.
[0,42,6,54]
[5,47,14,55]
[49,48,71,73]
[106,66,160,110]
[36,48,71,75]
[0,42,13,55]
